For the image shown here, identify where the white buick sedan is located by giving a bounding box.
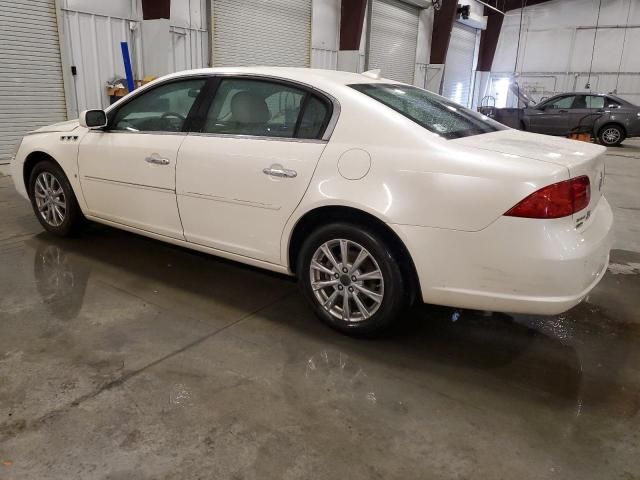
[10,67,613,335]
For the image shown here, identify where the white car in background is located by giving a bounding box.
[10,67,613,335]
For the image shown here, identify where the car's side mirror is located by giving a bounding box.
[79,109,107,129]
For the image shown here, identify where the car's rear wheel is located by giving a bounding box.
[297,223,408,336]
[28,160,82,236]
[598,124,625,147]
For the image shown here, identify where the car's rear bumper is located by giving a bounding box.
[393,197,614,315]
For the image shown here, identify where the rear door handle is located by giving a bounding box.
[263,164,297,178]
[145,154,170,166]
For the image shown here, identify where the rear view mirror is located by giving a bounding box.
[79,109,107,129]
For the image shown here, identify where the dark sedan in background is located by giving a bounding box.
[520,93,640,146]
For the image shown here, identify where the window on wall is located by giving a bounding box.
[110,79,206,132]
[202,78,330,139]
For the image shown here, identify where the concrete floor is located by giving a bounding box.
[1,141,640,480]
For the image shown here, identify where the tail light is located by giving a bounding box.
[505,176,590,219]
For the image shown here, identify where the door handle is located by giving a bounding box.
[262,164,297,178]
[559,109,568,113]
[145,154,170,165]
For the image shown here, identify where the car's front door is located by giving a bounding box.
[528,95,574,135]
[176,77,333,264]
[78,77,208,239]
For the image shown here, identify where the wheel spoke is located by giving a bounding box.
[311,260,334,275]
[312,279,339,291]
[352,291,370,319]
[38,201,48,212]
[53,205,65,223]
[349,247,369,274]
[323,289,339,308]
[36,178,46,193]
[35,189,46,198]
[342,291,350,320]
[355,270,383,281]
[339,239,349,267]
[353,283,382,303]
[320,244,341,271]
[52,198,66,208]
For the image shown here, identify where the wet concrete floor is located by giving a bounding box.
[1,141,640,479]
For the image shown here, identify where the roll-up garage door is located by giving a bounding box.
[213,0,312,67]
[442,23,477,107]
[368,0,419,84]
[0,0,67,164]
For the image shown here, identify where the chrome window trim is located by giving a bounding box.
[104,72,341,141]
[88,130,186,136]
[187,131,327,144]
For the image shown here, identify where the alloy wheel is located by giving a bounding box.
[309,239,384,322]
[602,127,621,145]
[34,172,67,227]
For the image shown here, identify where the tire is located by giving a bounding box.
[28,160,83,237]
[297,222,408,336]
[598,124,625,147]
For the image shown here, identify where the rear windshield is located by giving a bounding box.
[349,83,505,140]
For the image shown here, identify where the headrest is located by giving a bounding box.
[230,91,270,124]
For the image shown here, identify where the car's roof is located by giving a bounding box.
[160,66,401,88]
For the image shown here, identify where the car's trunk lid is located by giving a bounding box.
[453,129,607,229]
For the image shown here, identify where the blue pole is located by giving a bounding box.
[120,41,135,92]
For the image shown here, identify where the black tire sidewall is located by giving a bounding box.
[598,125,625,147]
[297,223,407,336]
[28,161,81,236]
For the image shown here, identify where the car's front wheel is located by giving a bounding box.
[598,124,625,147]
[28,160,83,236]
[297,223,408,336]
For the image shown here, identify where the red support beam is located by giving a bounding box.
[340,0,368,50]
[142,0,170,20]
[477,10,504,71]
[429,0,459,65]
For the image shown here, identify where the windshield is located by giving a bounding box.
[349,83,506,140]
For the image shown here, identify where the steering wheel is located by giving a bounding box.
[160,112,186,131]
[161,112,186,121]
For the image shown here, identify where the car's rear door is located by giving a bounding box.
[528,95,573,135]
[176,76,333,264]
[566,95,602,134]
[78,77,210,239]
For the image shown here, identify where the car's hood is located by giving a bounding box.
[452,128,606,169]
[29,119,80,134]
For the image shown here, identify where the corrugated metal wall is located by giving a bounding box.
[0,0,67,164]
[212,0,312,67]
[60,0,208,113]
[368,0,420,84]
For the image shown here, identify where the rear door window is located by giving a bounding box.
[586,96,605,109]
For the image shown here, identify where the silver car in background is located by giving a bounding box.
[520,93,640,146]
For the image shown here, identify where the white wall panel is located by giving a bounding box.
[62,0,134,19]
[60,0,208,112]
[311,0,340,69]
[492,0,640,106]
